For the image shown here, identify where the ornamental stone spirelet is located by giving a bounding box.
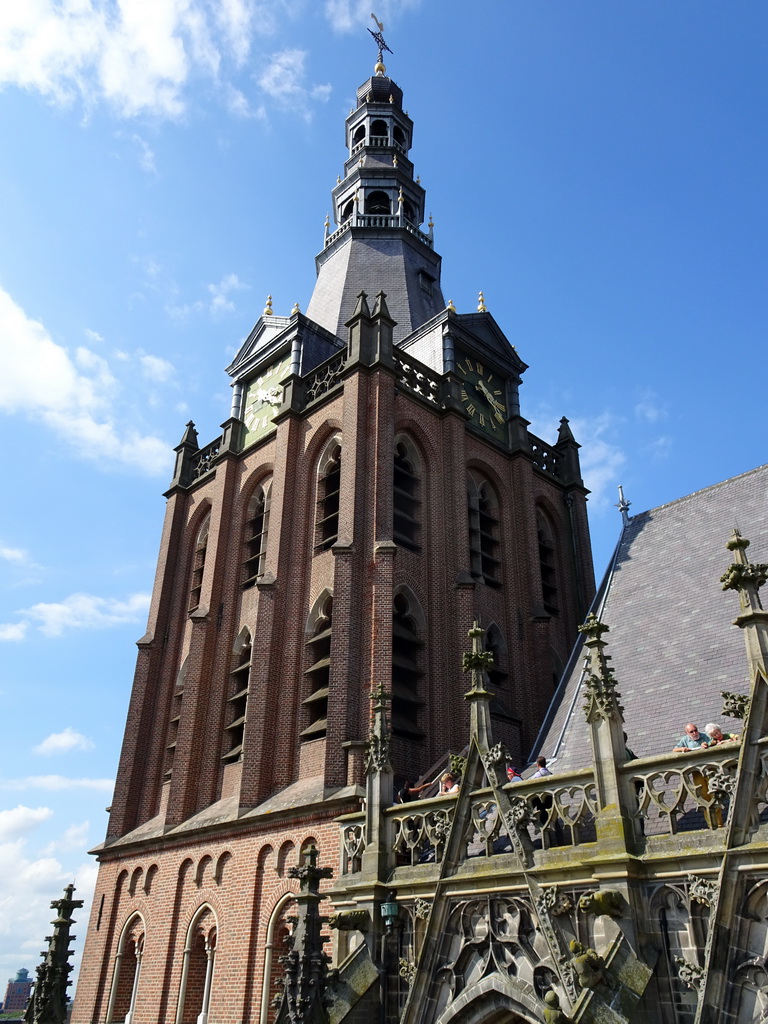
[722,689,751,720]
[687,874,719,908]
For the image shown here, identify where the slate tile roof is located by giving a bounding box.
[534,465,768,771]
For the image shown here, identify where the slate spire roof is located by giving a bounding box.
[305,66,445,344]
[534,464,768,770]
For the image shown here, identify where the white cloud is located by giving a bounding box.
[635,391,667,424]
[16,591,150,638]
[208,273,248,314]
[33,729,95,757]
[139,351,175,382]
[0,806,53,842]
[0,622,29,642]
[570,414,626,510]
[41,820,91,855]
[124,132,158,174]
[0,287,170,474]
[168,272,249,318]
[84,328,104,343]
[0,776,114,792]
[257,49,331,116]
[0,546,27,563]
[0,0,256,119]
[324,0,420,34]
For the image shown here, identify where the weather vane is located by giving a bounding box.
[368,13,393,75]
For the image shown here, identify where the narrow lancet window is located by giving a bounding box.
[243,480,271,587]
[188,513,210,612]
[302,594,333,741]
[316,441,341,551]
[393,439,421,550]
[223,631,251,763]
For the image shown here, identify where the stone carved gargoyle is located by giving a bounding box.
[578,888,623,918]
[327,909,370,932]
[542,990,572,1023]
[568,940,604,990]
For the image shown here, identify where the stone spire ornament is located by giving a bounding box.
[477,291,487,312]
[276,848,334,1024]
[24,885,83,1024]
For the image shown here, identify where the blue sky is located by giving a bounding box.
[0,0,766,988]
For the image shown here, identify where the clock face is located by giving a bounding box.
[455,353,507,438]
[242,354,291,445]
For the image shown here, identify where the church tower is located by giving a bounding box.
[73,46,594,1024]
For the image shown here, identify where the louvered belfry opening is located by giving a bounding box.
[537,510,559,615]
[242,483,270,587]
[188,514,210,611]
[391,593,424,740]
[316,444,341,550]
[302,595,333,741]
[468,476,501,587]
[223,633,251,763]
[393,441,421,550]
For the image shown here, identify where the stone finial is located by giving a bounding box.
[365,682,392,775]
[477,291,487,312]
[278,849,333,1024]
[616,484,631,525]
[24,885,84,1024]
[263,295,273,316]
[579,614,624,723]
[416,175,421,184]
[291,302,300,316]
[398,186,404,204]
[393,154,398,166]
[337,175,341,183]
[447,298,456,313]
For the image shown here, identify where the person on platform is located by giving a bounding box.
[704,723,740,745]
[507,765,523,782]
[396,780,431,803]
[673,724,710,752]
[440,772,460,794]
[531,755,552,777]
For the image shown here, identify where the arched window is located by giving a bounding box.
[341,198,354,222]
[391,590,424,740]
[164,657,188,780]
[106,915,145,1024]
[393,439,421,550]
[467,474,501,587]
[352,124,365,145]
[537,510,559,615]
[402,200,415,223]
[365,190,391,215]
[243,480,271,587]
[485,624,507,689]
[370,118,388,139]
[177,908,217,1024]
[393,125,406,148]
[188,513,210,612]
[223,630,251,763]
[315,440,341,551]
[302,593,333,741]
